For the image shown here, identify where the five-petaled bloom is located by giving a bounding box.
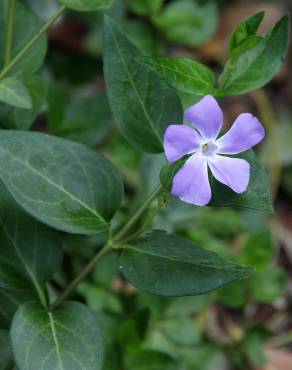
[164,95,265,206]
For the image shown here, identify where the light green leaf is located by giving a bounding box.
[127,0,164,16]
[1,74,46,130]
[160,150,273,213]
[0,330,12,370]
[120,230,252,296]
[0,77,32,109]
[58,0,112,11]
[103,16,183,153]
[0,182,62,306]
[0,131,123,235]
[229,11,265,52]
[141,57,216,95]
[219,15,290,95]
[0,0,47,74]
[152,0,218,47]
[11,301,104,370]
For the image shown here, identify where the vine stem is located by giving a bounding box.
[0,5,66,79]
[4,0,16,67]
[50,185,163,311]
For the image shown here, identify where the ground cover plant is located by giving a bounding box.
[0,0,291,369]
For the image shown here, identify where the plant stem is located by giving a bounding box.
[50,185,163,311]
[50,242,112,311]
[4,0,15,67]
[0,5,66,79]
[112,185,162,244]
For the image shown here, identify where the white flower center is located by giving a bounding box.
[201,141,218,157]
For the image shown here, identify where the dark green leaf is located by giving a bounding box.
[219,15,290,95]
[152,0,218,47]
[128,350,177,370]
[140,57,217,95]
[103,16,183,153]
[0,182,62,306]
[0,330,12,370]
[11,301,104,370]
[127,0,164,16]
[48,87,111,147]
[0,77,32,109]
[0,0,47,74]
[120,230,252,296]
[58,0,112,11]
[0,131,123,235]
[229,11,265,52]
[160,150,273,213]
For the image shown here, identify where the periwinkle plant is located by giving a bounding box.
[0,1,289,369]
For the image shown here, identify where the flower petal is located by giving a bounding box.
[216,113,265,154]
[184,95,223,140]
[208,155,250,193]
[172,152,211,206]
[164,124,202,163]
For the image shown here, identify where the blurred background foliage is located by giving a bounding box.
[1,0,292,369]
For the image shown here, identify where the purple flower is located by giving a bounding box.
[164,95,265,206]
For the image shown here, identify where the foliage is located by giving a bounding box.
[0,0,290,369]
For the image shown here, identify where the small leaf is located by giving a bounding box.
[0,1,47,74]
[1,74,46,130]
[128,350,177,370]
[160,150,273,213]
[0,77,32,109]
[229,11,265,52]
[58,0,112,11]
[140,57,217,95]
[11,301,104,370]
[152,0,218,47]
[219,15,290,95]
[0,130,123,235]
[119,230,252,296]
[127,0,164,16]
[0,182,62,307]
[103,16,183,153]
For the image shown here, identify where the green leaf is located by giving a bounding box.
[219,15,290,95]
[0,77,32,109]
[119,230,252,296]
[140,57,217,95]
[11,301,104,370]
[127,0,164,16]
[0,130,123,235]
[48,87,111,147]
[241,230,274,268]
[58,0,112,11]
[250,266,286,303]
[128,350,177,370]
[0,330,12,370]
[229,11,265,52]
[160,150,273,213]
[103,16,183,153]
[152,0,218,47]
[0,0,47,74]
[0,182,62,306]
[1,74,46,130]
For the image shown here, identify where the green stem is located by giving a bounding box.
[4,0,15,67]
[50,242,112,311]
[0,5,66,79]
[50,185,163,311]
